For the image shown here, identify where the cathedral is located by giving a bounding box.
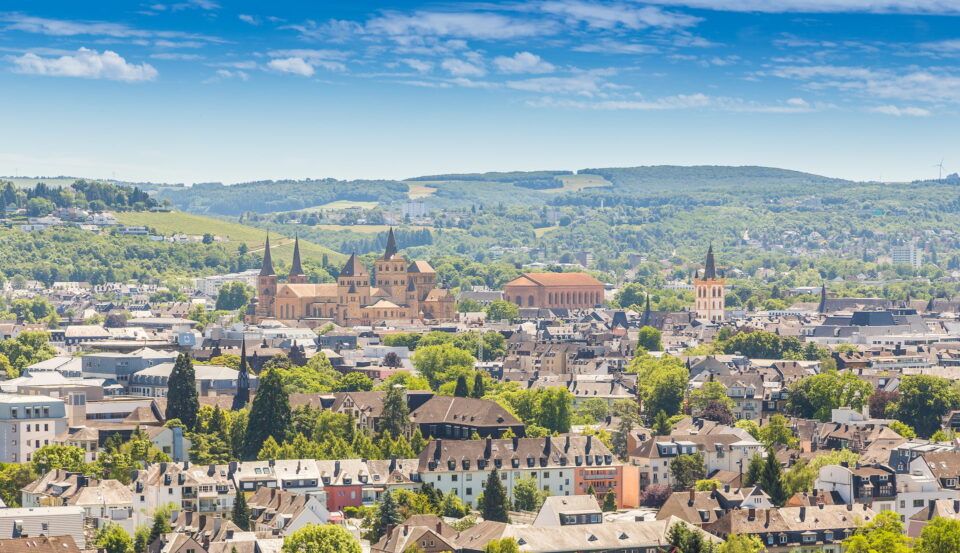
[246,229,455,326]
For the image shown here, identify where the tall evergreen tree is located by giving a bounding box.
[379,384,410,440]
[744,454,765,487]
[165,353,199,430]
[372,490,403,541]
[242,368,291,460]
[760,448,786,506]
[232,339,250,411]
[482,469,511,523]
[602,490,617,512]
[472,372,485,398]
[232,489,250,530]
[454,374,470,397]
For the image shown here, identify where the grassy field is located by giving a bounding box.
[313,224,432,234]
[311,200,379,211]
[551,174,613,192]
[534,225,560,237]
[115,211,346,262]
[3,177,79,189]
[406,183,437,199]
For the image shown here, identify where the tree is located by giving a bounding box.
[0,330,56,376]
[472,372,486,398]
[454,374,470,397]
[699,400,735,426]
[868,389,900,418]
[232,490,250,530]
[638,484,672,508]
[744,454,764,487]
[336,372,374,392]
[486,300,519,322]
[440,490,470,518]
[165,353,199,430]
[759,448,786,506]
[668,522,714,553]
[95,524,134,553]
[653,410,672,436]
[695,479,722,491]
[484,538,520,553]
[215,281,254,311]
[513,476,547,511]
[890,375,960,438]
[243,368,292,460]
[759,414,799,448]
[612,411,636,460]
[716,533,765,553]
[636,326,663,352]
[0,463,36,507]
[482,469,510,522]
[412,343,476,389]
[602,490,617,511]
[283,524,362,553]
[915,516,960,553]
[688,381,734,412]
[888,420,917,439]
[369,490,403,542]
[632,355,687,420]
[787,369,873,422]
[31,444,86,473]
[379,384,410,440]
[734,419,761,440]
[842,510,912,553]
[670,453,706,491]
[382,351,403,368]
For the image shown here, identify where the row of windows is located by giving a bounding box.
[9,406,52,419]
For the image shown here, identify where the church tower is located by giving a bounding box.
[232,339,250,410]
[288,235,307,284]
[338,253,369,324]
[376,228,408,299]
[255,235,277,320]
[694,245,725,322]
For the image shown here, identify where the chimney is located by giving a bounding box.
[403,525,408,536]
[564,435,571,453]
[586,435,593,454]
[229,461,238,476]
[183,461,189,469]
[334,460,341,477]
[544,436,552,455]
[434,440,443,460]
[954,500,960,514]
[688,488,695,506]
[485,438,492,459]
[748,508,756,521]
[723,485,730,493]
[436,521,442,534]
[160,462,167,473]
[390,457,397,473]
[208,464,215,476]
[846,504,853,511]
[512,436,519,451]
[765,509,770,526]
[799,507,806,521]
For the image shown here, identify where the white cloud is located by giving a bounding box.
[540,1,701,29]
[267,57,314,77]
[238,14,259,25]
[401,58,434,73]
[11,47,157,82]
[765,64,960,103]
[866,105,931,116]
[528,93,827,112]
[573,39,659,55]
[493,52,555,74]
[786,97,808,106]
[506,74,607,95]
[441,58,486,77]
[266,50,347,72]
[367,11,555,39]
[641,0,960,14]
[2,13,218,41]
[150,52,202,60]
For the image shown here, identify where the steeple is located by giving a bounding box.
[340,253,367,277]
[232,339,250,410]
[818,283,827,314]
[289,235,304,277]
[703,244,717,280]
[642,294,651,327]
[259,234,275,276]
[383,227,398,259]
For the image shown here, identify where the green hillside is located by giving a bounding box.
[115,211,345,264]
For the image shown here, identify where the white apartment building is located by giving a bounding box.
[0,393,68,463]
[891,244,922,269]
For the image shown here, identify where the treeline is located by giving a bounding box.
[154,178,409,215]
[407,170,571,182]
[2,179,158,214]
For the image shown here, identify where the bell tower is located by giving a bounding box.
[255,235,277,320]
[288,235,307,285]
[694,245,725,322]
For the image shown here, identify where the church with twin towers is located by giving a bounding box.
[245,229,455,326]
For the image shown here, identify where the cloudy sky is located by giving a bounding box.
[1,1,959,183]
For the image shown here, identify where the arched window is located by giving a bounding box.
[528,295,535,306]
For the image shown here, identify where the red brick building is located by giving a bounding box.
[503,273,605,309]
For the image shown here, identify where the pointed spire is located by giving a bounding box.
[259,234,275,276]
[642,294,651,327]
[703,244,717,280]
[340,252,366,277]
[384,227,398,259]
[232,338,250,410]
[289,234,304,277]
[818,283,827,314]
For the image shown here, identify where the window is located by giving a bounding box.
[914,499,925,508]
[779,535,787,544]
[466,488,473,495]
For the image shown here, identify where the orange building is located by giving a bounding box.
[575,464,640,508]
[503,273,605,309]
[694,245,726,322]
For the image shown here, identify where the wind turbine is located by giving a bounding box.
[935,158,945,181]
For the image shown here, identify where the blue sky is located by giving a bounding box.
[1,1,959,184]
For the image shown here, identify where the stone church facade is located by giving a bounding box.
[246,229,455,326]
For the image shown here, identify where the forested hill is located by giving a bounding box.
[578,165,854,191]
[142,165,860,216]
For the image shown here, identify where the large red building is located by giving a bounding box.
[503,272,605,309]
